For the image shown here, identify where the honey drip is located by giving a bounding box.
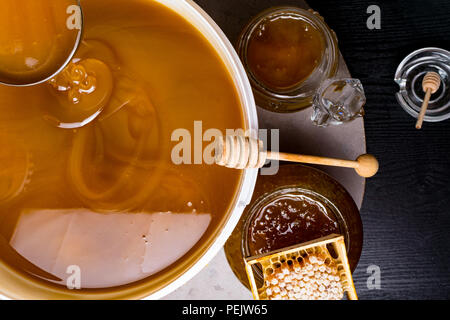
[46,56,113,128]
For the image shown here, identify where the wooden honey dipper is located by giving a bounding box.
[215,135,379,178]
[416,71,442,129]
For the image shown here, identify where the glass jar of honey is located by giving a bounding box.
[237,7,339,112]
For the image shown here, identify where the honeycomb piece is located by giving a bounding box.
[263,253,344,300]
[245,234,357,300]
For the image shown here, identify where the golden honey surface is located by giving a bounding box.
[0,0,243,289]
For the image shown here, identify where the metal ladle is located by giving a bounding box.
[0,0,83,87]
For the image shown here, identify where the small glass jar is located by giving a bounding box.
[237,7,339,112]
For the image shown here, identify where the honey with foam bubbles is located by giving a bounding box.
[0,0,81,85]
[0,0,243,290]
[247,191,339,256]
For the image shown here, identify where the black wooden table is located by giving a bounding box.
[195,0,450,300]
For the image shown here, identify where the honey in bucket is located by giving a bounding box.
[0,0,245,293]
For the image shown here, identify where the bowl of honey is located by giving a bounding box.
[237,7,339,112]
[0,0,258,299]
[224,164,363,290]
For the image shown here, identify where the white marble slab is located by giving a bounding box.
[163,249,252,300]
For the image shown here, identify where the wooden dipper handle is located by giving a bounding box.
[267,152,379,178]
[416,72,441,129]
[214,135,379,178]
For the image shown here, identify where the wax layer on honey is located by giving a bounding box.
[11,209,211,288]
[0,0,80,85]
[247,16,325,90]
